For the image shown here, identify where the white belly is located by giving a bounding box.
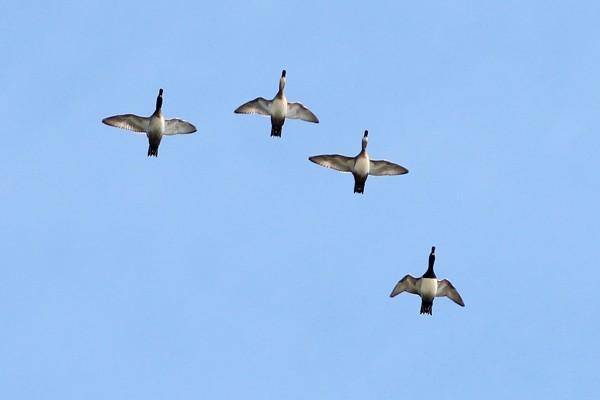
[147,116,165,141]
[354,156,370,176]
[420,278,438,301]
[272,97,287,119]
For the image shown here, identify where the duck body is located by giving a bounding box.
[352,147,370,193]
[146,108,166,156]
[390,246,465,315]
[418,278,439,315]
[102,88,197,157]
[234,70,319,137]
[270,91,288,137]
[309,130,408,194]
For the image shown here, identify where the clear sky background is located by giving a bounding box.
[2,1,599,399]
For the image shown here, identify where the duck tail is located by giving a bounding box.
[353,175,367,194]
[420,301,433,315]
[147,145,158,157]
[270,118,284,137]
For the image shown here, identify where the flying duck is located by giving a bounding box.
[234,70,319,137]
[102,88,197,157]
[390,246,465,315]
[308,130,408,193]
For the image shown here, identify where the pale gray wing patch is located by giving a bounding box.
[286,102,319,123]
[390,275,419,297]
[308,154,354,173]
[234,97,272,116]
[436,279,465,306]
[369,160,409,176]
[102,114,148,134]
[163,118,197,135]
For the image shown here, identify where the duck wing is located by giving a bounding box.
[164,118,197,135]
[234,97,272,116]
[390,275,419,297]
[436,279,465,306]
[286,102,319,123]
[102,114,148,133]
[309,154,354,173]
[369,159,409,176]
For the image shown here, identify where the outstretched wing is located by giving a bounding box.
[309,154,354,173]
[287,102,319,123]
[390,275,419,298]
[369,160,409,176]
[164,118,197,135]
[436,279,465,306]
[234,97,272,116]
[102,114,148,133]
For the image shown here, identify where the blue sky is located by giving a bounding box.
[2,1,599,398]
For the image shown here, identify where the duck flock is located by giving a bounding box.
[102,70,465,315]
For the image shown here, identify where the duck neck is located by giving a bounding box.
[278,77,285,94]
[278,70,287,94]
[361,130,369,151]
[156,90,163,111]
[361,137,368,152]
[423,252,436,279]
